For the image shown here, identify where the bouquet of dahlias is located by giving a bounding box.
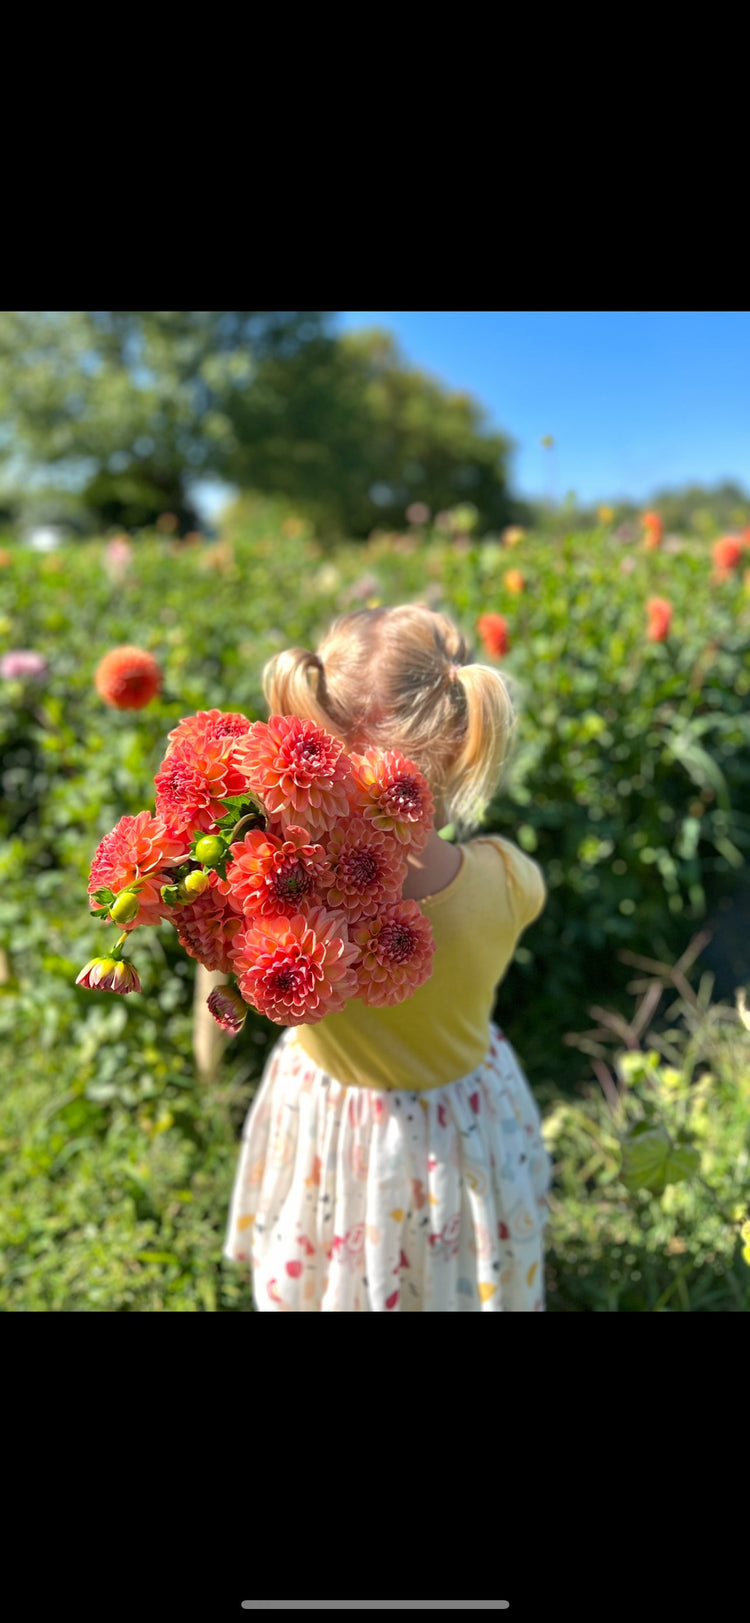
[75,710,437,1034]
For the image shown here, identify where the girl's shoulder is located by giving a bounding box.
[464,833,547,929]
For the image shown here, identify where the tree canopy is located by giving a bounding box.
[0,312,520,538]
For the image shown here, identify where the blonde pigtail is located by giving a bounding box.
[445,664,517,837]
[262,648,339,736]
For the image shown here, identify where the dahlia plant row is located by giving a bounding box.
[75,710,437,1032]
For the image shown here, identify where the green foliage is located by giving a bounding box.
[0,315,519,541]
[0,512,749,1308]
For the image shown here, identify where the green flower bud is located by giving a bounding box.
[110,890,140,925]
[183,869,211,897]
[160,883,182,908]
[194,836,226,866]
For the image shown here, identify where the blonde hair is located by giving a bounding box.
[262,604,518,837]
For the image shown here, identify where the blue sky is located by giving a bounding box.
[194,311,750,521]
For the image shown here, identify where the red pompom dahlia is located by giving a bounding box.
[348,748,434,853]
[233,715,353,836]
[217,825,329,919]
[154,736,251,837]
[476,613,510,659]
[88,810,190,927]
[231,905,360,1025]
[164,708,253,757]
[94,646,162,709]
[322,814,408,921]
[351,898,435,1007]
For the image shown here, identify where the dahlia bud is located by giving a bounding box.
[110,889,141,925]
[206,984,248,1035]
[75,956,142,994]
[183,869,211,898]
[193,835,227,867]
[160,883,183,908]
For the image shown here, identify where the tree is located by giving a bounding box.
[0,313,520,538]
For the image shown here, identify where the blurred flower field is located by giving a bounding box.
[1,496,749,1310]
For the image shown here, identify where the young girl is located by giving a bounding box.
[223,603,552,1311]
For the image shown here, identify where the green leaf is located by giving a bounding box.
[619,1123,701,1194]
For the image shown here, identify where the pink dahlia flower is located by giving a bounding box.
[206,984,248,1035]
[164,708,253,757]
[218,825,329,919]
[234,715,353,836]
[322,814,408,921]
[88,810,190,928]
[1,649,48,681]
[172,873,245,975]
[154,736,252,837]
[348,748,435,852]
[75,956,141,994]
[351,898,435,1006]
[231,905,360,1026]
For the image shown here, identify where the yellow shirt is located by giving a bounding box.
[292,834,546,1091]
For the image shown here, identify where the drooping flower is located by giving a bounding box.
[218,825,329,919]
[477,613,510,658]
[348,749,434,853]
[234,714,353,836]
[646,597,673,641]
[322,814,408,920]
[231,906,360,1026]
[164,708,253,758]
[1,649,48,681]
[88,810,190,927]
[172,872,245,974]
[154,736,251,837]
[351,899,435,1007]
[641,512,663,549]
[94,645,162,709]
[75,956,141,994]
[206,983,248,1035]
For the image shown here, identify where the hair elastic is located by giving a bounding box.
[448,664,460,681]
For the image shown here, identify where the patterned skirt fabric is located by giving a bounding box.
[223,1021,552,1312]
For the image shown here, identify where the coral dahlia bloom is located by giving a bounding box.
[164,708,252,757]
[477,613,510,658]
[218,825,329,919]
[231,906,360,1026]
[173,872,245,975]
[348,749,434,853]
[94,645,162,709]
[503,569,525,594]
[206,984,248,1034]
[351,899,435,1007]
[322,814,408,921]
[88,810,190,928]
[646,597,673,641]
[641,512,663,549]
[234,715,353,836]
[75,956,141,994]
[712,536,744,574]
[154,736,251,837]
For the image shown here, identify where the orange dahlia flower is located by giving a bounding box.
[154,737,251,837]
[351,898,435,1007]
[234,715,353,836]
[503,569,525,594]
[322,814,409,921]
[218,825,329,919]
[173,872,245,974]
[476,613,510,658]
[231,906,360,1025]
[347,749,434,853]
[712,535,744,574]
[646,597,673,641]
[94,645,162,709]
[641,512,663,550]
[88,810,190,928]
[164,708,252,757]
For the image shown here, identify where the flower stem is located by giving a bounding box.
[111,933,129,960]
[229,809,265,844]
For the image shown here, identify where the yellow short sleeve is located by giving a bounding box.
[480,834,547,933]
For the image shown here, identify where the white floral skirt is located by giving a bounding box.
[222,1021,552,1311]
